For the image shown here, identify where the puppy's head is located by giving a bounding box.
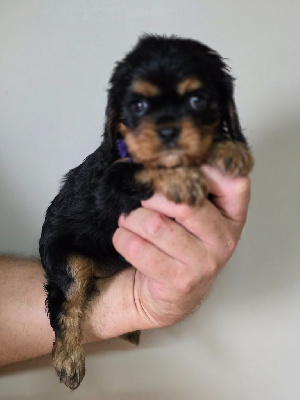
[105,34,245,168]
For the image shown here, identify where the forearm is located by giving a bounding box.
[0,256,141,366]
[0,256,54,365]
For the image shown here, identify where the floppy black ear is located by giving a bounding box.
[104,60,133,144]
[103,84,122,145]
[195,44,247,145]
[104,102,120,144]
[219,75,247,144]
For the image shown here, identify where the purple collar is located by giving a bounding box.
[116,139,132,162]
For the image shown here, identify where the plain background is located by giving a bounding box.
[0,1,299,399]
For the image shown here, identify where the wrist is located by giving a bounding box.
[82,267,151,344]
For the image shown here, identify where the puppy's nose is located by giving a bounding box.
[158,127,180,144]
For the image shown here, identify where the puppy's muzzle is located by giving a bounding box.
[158,126,180,147]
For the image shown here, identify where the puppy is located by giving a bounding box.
[39,34,254,390]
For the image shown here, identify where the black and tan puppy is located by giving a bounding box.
[39,34,254,389]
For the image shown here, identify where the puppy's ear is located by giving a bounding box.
[104,106,120,143]
[219,75,247,144]
[104,61,133,143]
[198,46,247,145]
[104,89,121,145]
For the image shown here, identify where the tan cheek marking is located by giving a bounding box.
[177,78,203,95]
[124,122,161,163]
[131,80,161,97]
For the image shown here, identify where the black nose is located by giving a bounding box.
[158,127,180,144]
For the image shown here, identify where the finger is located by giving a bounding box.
[142,167,251,241]
[141,194,233,249]
[202,165,251,225]
[112,226,181,283]
[118,207,207,266]
[113,226,215,300]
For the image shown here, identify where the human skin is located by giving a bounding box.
[0,166,251,366]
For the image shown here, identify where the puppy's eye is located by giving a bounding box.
[131,99,149,117]
[189,95,207,111]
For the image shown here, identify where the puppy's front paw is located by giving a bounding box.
[166,168,207,206]
[53,340,85,390]
[144,167,207,206]
[207,141,254,176]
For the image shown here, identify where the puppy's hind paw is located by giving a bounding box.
[53,341,85,390]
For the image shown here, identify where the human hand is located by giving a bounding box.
[111,165,251,329]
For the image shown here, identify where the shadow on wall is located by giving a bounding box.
[0,392,192,400]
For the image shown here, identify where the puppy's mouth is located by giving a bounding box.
[143,150,185,169]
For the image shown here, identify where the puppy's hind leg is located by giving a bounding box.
[46,255,95,390]
[121,330,141,345]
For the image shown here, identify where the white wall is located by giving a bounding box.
[1,1,299,399]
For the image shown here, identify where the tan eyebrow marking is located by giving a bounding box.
[131,80,161,97]
[177,78,203,95]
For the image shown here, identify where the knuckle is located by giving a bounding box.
[233,176,251,196]
[217,231,237,261]
[175,204,194,222]
[127,235,145,259]
[176,276,195,294]
[196,251,219,280]
[224,232,237,254]
[174,254,219,295]
[145,212,166,236]
[174,268,197,294]
[203,257,219,278]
